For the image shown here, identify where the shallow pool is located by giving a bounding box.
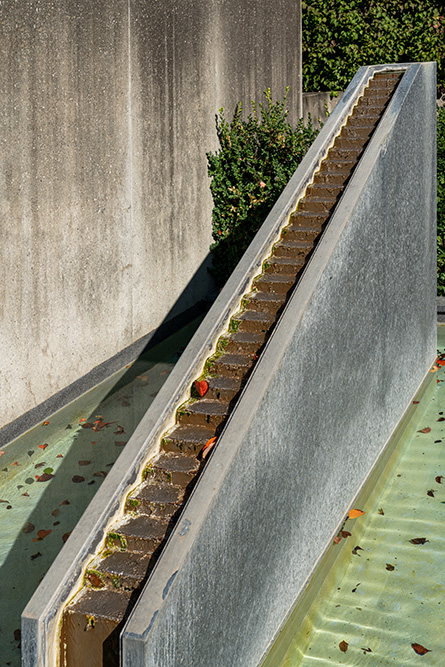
[0,317,202,666]
[266,326,445,666]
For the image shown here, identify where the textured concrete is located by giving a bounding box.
[121,63,437,666]
[302,91,343,128]
[0,0,302,433]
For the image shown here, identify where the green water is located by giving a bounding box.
[0,318,202,666]
[274,326,445,666]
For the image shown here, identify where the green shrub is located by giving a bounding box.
[438,106,445,295]
[302,0,445,94]
[207,90,319,286]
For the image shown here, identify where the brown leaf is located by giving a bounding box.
[386,563,395,571]
[351,583,360,592]
[81,423,94,429]
[115,441,127,447]
[361,647,372,654]
[78,460,91,466]
[438,417,445,422]
[14,629,21,641]
[410,538,429,545]
[352,545,364,556]
[60,499,70,505]
[435,476,443,484]
[51,509,59,517]
[37,529,52,539]
[31,551,42,560]
[62,532,71,543]
[378,508,385,515]
[349,509,365,519]
[412,643,431,655]
[87,572,105,588]
[341,530,351,538]
[333,536,342,544]
[36,473,54,482]
[72,475,85,483]
[93,471,107,478]
[418,427,431,434]
[427,489,435,498]
[339,640,349,653]
[114,425,125,435]
[23,522,35,534]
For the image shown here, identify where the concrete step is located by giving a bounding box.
[298,196,338,213]
[126,480,186,516]
[211,352,255,378]
[263,254,306,277]
[87,551,155,591]
[305,182,345,199]
[221,331,267,354]
[145,452,201,486]
[177,399,230,428]
[255,272,296,294]
[244,290,287,315]
[206,375,244,401]
[328,145,364,161]
[273,239,314,259]
[108,514,170,554]
[289,209,330,226]
[162,424,215,455]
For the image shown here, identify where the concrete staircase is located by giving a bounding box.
[60,71,402,666]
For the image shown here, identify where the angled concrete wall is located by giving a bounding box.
[0,0,302,435]
[121,63,437,666]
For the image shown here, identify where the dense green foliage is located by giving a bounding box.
[438,107,445,296]
[302,0,445,93]
[207,90,319,286]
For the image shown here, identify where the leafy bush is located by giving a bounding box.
[302,0,445,93]
[438,106,445,295]
[207,90,319,286]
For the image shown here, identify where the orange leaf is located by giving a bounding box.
[194,380,209,397]
[430,366,439,373]
[79,418,86,423]
[418,427,431,434]
[202,437,217,460]
[38,444,48,450]
[42,421,50,426]
[37,529,52,539]
[412,643,431,655]
[333,536,342,544]
[349,509,365,519]
[339,640,349,653]
[12,461,18,466]
[57,454,63,458]
[436,359,445,367]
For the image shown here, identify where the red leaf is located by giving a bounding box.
[339,640,348,653]
[38,444,48,450]
[36,473,54,482]
[202,437,217,460]
[418,427,431,434]
[57,454,63,458]
[60,499,70,505]
[87,572,105,588]
[341,530,351,538]
[435,476,443,484]
[194,380,209,397]
[42,421,50,426]
[436,359,445,367]
[412,643,431,655]
[413,400,420,404]
[12,461,18,466]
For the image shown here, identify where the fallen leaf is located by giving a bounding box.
[35,463,45,469]
[438,417,445,422]
[437,359,445,367]
[81,423,94,429]
[72,475,85,483]
[412,643,431,655]
[430,366,439,373]
[352,545,364,556]
[12,461,18,466]
[53,521,60,526]
[78,460,91,466]
[51,509,59,517]
[93,471,107,478]
[361,647,372,654]
[23,522,35,533]
[62,532,71,543]
[36,473,54,482]
[435,476,443,484]
[31,551,42,560]
[386,563,395,571]
[410,538,429,545]
[351,583,360,592]
[79,418,86,422]
[341,530,351,538]
[87,572,105,588]
[349,509,365,519]
[60,499,70,505]
[427,489,435,498]
[88,480,95,485]
[22,492,29,497]
[38,444,48,450]
[42,421,50,426]
[202,437,217,460]
[413,400,420,404]
[194,380,209,397]
[418,427,431,434]
[65,424,72,430]
[120,400,131,407]
[378,508,385,515]
[37,529,52,539]
[339,640,348,653]
[333,536,342,544]
[114,425,125,435]
[57,454,63,458]
[91,441,97,445]
[115,441,127,447]
[43,468,53,475]
[0,499,10,503]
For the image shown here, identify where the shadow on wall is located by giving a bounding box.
[0,254,216,663]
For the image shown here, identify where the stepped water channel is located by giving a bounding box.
[53,71,405,664]
[0,317,203,666]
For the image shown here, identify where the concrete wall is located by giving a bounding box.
[302,90,343,127]
[121,63,437,666]
[0,0,302,434]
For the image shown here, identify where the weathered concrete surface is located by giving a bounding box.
[302,90,343,127]
[121,63,437,666]
[0,0,302,433]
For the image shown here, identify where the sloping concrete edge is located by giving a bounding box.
[120,62,437,666]
[21,63,406,666]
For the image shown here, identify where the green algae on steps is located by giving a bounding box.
[0,316,202,667]
[264,325,445,667]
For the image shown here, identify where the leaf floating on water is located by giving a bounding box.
[22,492,29,497]
[349,509,365,519]
[43,468,54,475]
[341,530,351,538]
[53,521,60,526]
[352,545,364,556]
[339,640,349,653]
[438,417,445,422]
[351,583,360,593]
[437,359,445,367]
[60,499,70,506]
[42,421,50,426]
[333,536,342,544]
[115,441,127,447]
[378,508,385,515]
[93,471,107,478]
[194,380,209,397]
[0,499,10,503]
[36,529,52,540]
[51,509,59,517]
[37,473,54,482]
[202,437,217,460]
[38,444,48,450]
[386,563,395,571]
[114,425,125,435]
[78,460,91,466]
[72,475,85,483]
[412,643,431,655]
[35,463,45,469]
[427,489,435,498]
[413,400,420,404]
[81,423,94,429]
[435,476,443,484]
[418,427,431,434]
[23,522,35,533]
[31,551,42,560]
[410,538,429,545]
[88,480,96,485]
[62,532,71,543]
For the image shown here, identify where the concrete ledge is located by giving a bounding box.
[121,63,437,666]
